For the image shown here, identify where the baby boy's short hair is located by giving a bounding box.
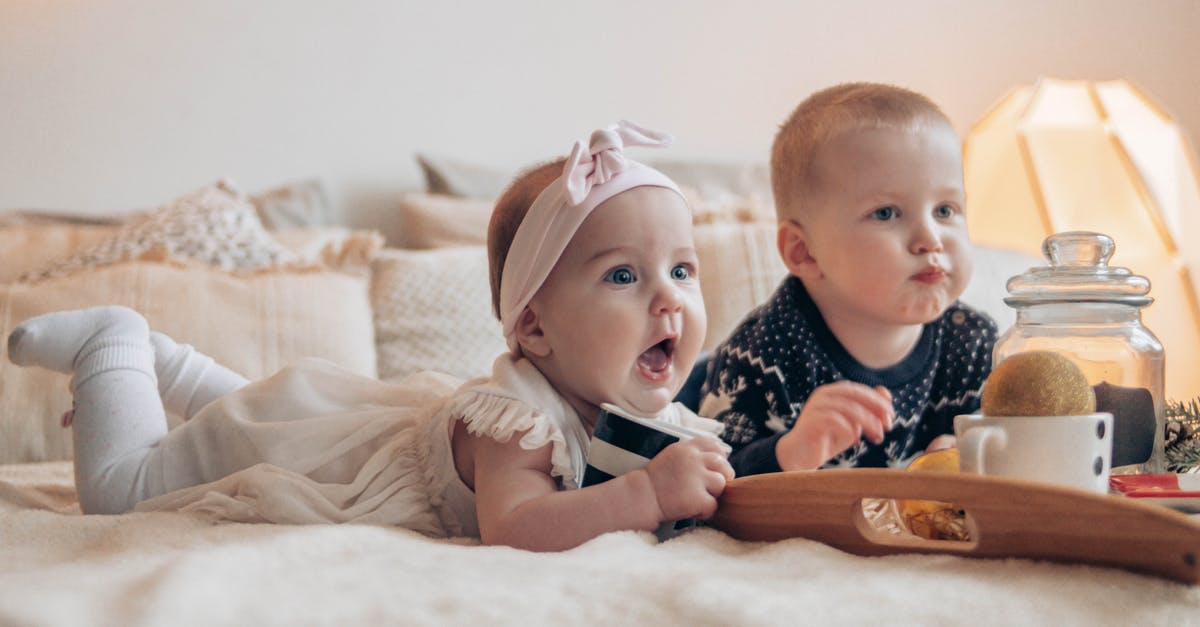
[487,158,567,319]
[770,82,954,221]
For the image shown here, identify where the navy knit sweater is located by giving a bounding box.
[700,276,997,476]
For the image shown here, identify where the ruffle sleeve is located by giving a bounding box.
[449,390,581,489]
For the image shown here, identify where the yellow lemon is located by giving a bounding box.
[906,448,960,473]
[898,448,968,541]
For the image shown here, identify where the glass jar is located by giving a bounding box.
[995,231,1165,475]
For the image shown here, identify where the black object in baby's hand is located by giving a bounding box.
[582,403,712,539]
[582,403,703,487]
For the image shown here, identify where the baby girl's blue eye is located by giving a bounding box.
[671,265,690,281]
[607,268,636,285]
[934,204,955,218]
[872,206,897,221]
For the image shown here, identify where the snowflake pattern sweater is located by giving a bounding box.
[700,276,998,476]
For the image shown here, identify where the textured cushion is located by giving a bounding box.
[249,178,336,230]
[393,193,494,249]
[271,227,384,270]
[0,210,129,227]
[0,221,374,286]
[694,221,788,350]
[21,180,297,282]
[416,153,514,200]
[371,247,506,382]
[0,262,377,464]
[0,223,118,284]
[960,245,1040,334]
[651,159,774,223]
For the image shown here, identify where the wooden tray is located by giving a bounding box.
[708,469,1200,584]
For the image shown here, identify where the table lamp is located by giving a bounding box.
[963,77,1200,401]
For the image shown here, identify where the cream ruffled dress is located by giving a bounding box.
[134,354,721,538]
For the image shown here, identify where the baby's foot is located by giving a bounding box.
[7,306,149,374]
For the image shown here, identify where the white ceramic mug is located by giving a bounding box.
[953,413,1113,493]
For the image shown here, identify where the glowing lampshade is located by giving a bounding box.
[964,78,1200,401]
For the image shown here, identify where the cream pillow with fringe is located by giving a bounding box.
[694,221,788,351]
[0,223,383,465]
[19,179,296,283]
[0,259,378,464]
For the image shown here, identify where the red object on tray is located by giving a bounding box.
[1110,473,1200,498]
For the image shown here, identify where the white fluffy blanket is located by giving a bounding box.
[2,462,1199,626]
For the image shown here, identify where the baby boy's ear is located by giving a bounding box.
[514,307,552,357]
[777,220,822,280]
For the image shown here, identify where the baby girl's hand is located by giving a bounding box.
[643,436,734,521]
[777,381,895,470]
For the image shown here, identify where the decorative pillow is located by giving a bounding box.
[651,159,775,223]
[0,261,377,464]
[393,193,494,249]
[271,227,384,274]
[416,153,514,200]
[21,179,297,283]
[960,245,1040,334]
[0,223,118,284]
[693,221,788,350]
[371,246,506,382]
[0,209,131,227]
[249,178,336,230]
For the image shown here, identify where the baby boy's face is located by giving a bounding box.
[524,186,706,422]
[798,121,971,326]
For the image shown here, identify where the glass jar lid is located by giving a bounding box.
[1003,231,1153,308]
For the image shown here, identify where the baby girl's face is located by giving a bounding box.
[524,186,705,423]
[800,121,971,326]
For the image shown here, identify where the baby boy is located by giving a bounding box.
[699,82,998,475]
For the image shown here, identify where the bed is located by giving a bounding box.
[2,176,1199,626]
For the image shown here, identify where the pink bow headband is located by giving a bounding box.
[499,120,686,353]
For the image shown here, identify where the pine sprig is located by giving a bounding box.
[1165,397,1200,473]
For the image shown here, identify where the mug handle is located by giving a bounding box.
[959,425,1006,475]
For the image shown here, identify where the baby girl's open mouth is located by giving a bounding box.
[636,336,676,383]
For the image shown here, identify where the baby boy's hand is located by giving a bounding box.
[643,436,735,522]
[777,381,895,470]
[925,434,957,452]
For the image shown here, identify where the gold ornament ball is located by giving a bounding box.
[981,350,1096,417]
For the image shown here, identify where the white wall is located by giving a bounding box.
[2,0,1198,232]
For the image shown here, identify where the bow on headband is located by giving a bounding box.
[498,120,686,354]
[563,122,674,204]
